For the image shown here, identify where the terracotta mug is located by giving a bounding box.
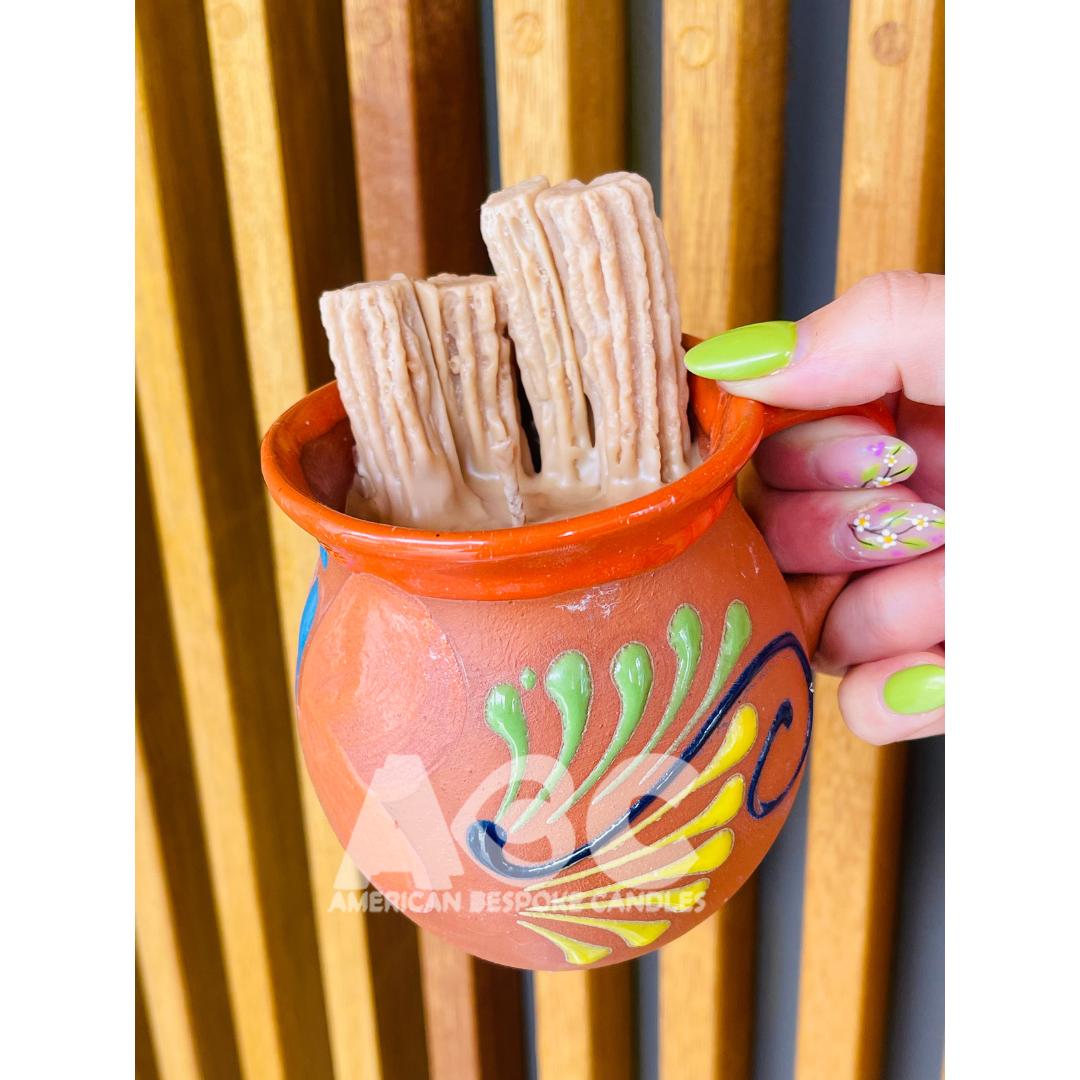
[261,336,893,971]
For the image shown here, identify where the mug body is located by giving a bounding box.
[296,496,813,971]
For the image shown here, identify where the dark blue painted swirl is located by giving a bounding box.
[747,696,812,819]
[466,630,813,880]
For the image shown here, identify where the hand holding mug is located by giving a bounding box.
[686,271,945,745]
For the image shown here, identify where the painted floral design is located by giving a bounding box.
[859,441,915,488]
[848,504,945,552]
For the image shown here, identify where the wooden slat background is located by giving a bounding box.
[134,2,944,1079]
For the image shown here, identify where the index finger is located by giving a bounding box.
[684,271,944,409]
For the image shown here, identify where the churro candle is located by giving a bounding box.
[322,170,697,530]
[414,273,528,527]
[480,176,595,490]
[535,172,692,493]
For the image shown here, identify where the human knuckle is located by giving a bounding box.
[858,270,935,324]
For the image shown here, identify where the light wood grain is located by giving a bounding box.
[344,0,488,280]
[136,47,286,1078]
[137,963,163,1080]
[419,931,483,1080]
[658,877,757,1080]
[534,967,632,1080]
[343,0,423,277]
[199,3,387,1078]
[534,971,591,1080]
[136,726,203,1080]
[795,3,943,1078]
[662,0,789,339]
[493,0,625,186]
[796,678,907,1080]
[136,413,244,1080]
[835,0,945,292]
[658,4,788,1077]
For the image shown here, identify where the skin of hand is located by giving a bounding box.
[685,271,944,745]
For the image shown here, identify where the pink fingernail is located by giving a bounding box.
[836,502,945,561]
[816,436,918,489]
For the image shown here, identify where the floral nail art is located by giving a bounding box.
[842,502,945,559]
[829,438,917,490]
[859,440,916,488]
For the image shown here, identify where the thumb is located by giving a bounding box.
[684,271,944,409]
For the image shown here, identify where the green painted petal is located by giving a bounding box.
[510,651,592,833]
[594,604,702,803]
[643,600,751,780]
[548,643,654,822]
[485,684,530,822]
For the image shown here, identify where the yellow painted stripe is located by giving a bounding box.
[527,912,670,948]
[519,922,612,966]
[544,878,711,916]
[530,775,744,892]
[599,705,756,857]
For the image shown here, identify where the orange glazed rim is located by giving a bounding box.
[260,337,894,601]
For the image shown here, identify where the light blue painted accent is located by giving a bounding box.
[319,545,328,569]
[296,577,319,693]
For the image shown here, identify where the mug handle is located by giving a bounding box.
[759,401,897,657]
[683,336,898,656]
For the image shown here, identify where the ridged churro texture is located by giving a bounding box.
[322,171,694,530]
[536,172,691,488]
[479,176,594,488]
[319,276,488,530]
[414,274,528,526]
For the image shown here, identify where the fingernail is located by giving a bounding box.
[813,436,918,489]
[836,501,945,561]
[883,664,945,714]
[684,320,797,381]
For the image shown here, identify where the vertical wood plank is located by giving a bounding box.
[136,48,286,1079]
[796,680,907,1080]
[136,412,243,1080]
[137,964,164,1080]
[534,972,589,1080]
[199,3,387,1079]
[418,932,483,1080]
[796,3,943,1079]
[659,4,789,1078]
[343,0,489,280]
[662,0,789,340]
[834,0,945,292]
[534,968,633,1080]
[417,930,527,1080]
[136,730,203,1080]
[493,0,625,187]
[658,877,757,1080]
[343,0,424,277]
[473,960,527,1080]
[364,906,433,1080]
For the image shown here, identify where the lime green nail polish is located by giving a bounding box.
[683,320,797,381]
[883,665,945,715]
